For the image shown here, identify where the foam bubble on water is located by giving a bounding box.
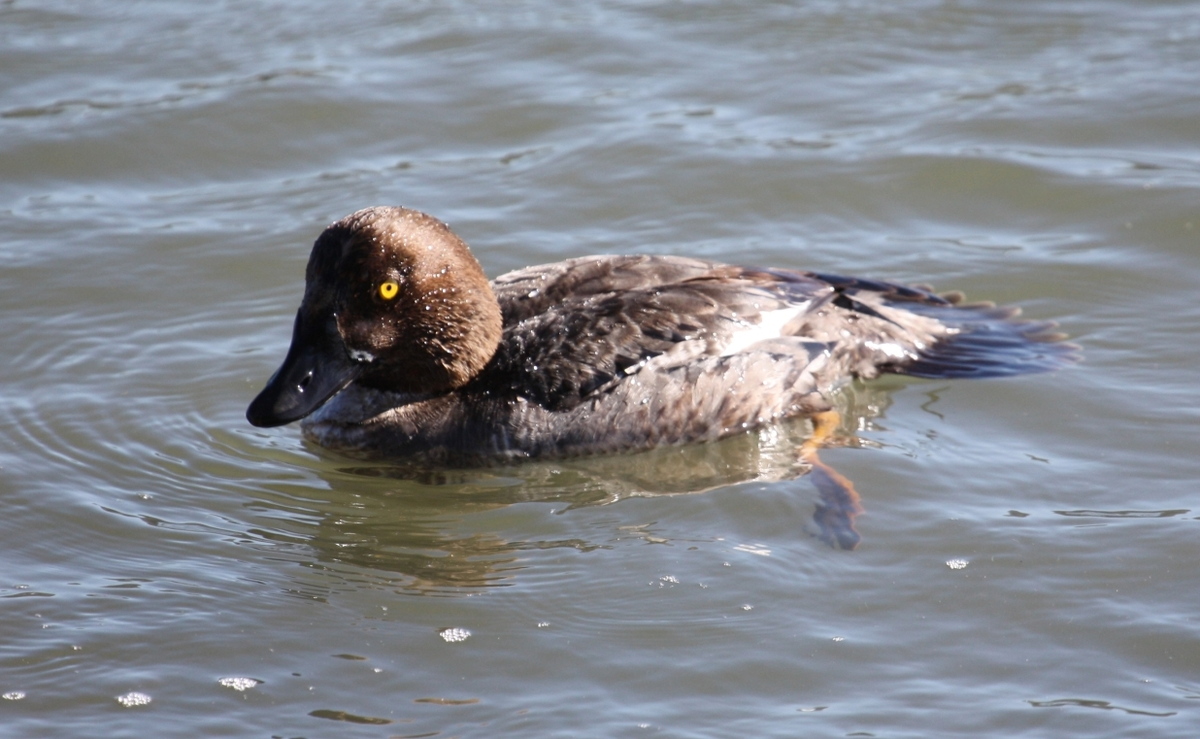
[218,677,262,691]
[733,543,771,556]
[2,691,26,701]
[439,627,471,643]
[116,692,152,707]
[946,559,969,570]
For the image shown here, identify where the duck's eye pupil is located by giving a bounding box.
[379,281,399,300]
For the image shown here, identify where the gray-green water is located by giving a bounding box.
[3,2,1199,737]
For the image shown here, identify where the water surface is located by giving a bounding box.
[3,1,1200,737]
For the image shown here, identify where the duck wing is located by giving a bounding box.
[487,257,1077,414]
[486,256,836,412]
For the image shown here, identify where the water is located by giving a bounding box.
[3,1,1199,736]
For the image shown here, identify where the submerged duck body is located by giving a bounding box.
[247,207,1073,464]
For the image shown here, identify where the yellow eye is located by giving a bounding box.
[379,281,399,300]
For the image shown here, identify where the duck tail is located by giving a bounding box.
[893,300,1080,380]
[805,271,1080,380]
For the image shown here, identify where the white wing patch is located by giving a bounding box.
[863,339,916,361]
[719,303,810,357]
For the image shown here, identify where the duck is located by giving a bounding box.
[247,206,1074,465]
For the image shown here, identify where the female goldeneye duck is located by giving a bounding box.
[247,206,1075,465]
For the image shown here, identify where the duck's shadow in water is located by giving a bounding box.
[272,382,902,595]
